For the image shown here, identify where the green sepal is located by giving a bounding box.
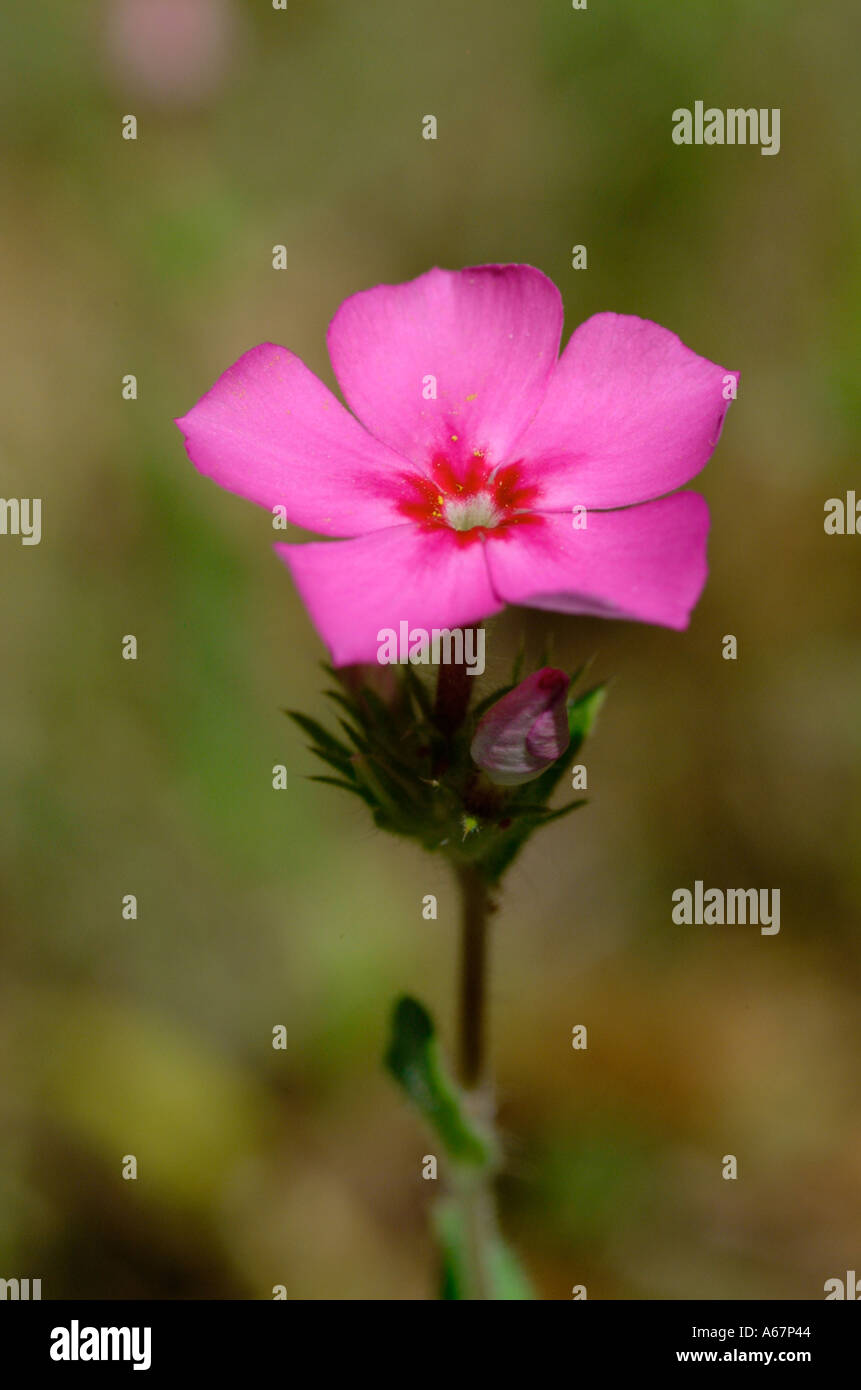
[307,774,374,803]
[510,633,526,686]
[283,709,351,760]
[307,745,358,780]
[470,683,516,721]
[287,666,607,888]
[400,664,434,721]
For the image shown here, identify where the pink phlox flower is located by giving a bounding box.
[176,264,738,665]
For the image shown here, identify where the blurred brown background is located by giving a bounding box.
[0,0,858,1299]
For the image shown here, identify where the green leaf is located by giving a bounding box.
[538,799,588,824]
[352,754,423,825]
[472,820,540,883]
[335,717,371,754]
[565,654,596,691]
[400,664,434,720]
[470,683,516,721]
[567,682,606,749]
[384,997,496,1169]
[486,1234,536,1300]
[537,630,555,669]
[307,745,358,781]
[510,633,526,686]
[308,775,374,803]
[322,688,363,721]
[434,1199,535,1300]
[435,1200,471,1300]
[283,709,351,759]
[495,799,587,822]
[354,684,391,731]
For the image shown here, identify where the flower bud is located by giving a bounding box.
[470,668,571,786]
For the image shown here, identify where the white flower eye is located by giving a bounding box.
[443,492,502,532]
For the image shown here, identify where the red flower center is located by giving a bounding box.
[396,450,540,546]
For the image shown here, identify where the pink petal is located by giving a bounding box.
[327,265,563,470]
[275,526,502,667]
[526,697,570,762]
[511,313,737,509]
[176,343,417,537]
[485,495,709,631]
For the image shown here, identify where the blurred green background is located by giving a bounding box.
[1,0,859,1300]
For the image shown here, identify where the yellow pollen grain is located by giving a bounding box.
[450,434,458,441]
[466,393,477,402]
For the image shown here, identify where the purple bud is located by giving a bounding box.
[470,668,571,786]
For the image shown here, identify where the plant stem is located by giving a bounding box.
[432,627,477,738]
[433,642,497,1298]
[454,860,496,1299]
[456,862,490,1092]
